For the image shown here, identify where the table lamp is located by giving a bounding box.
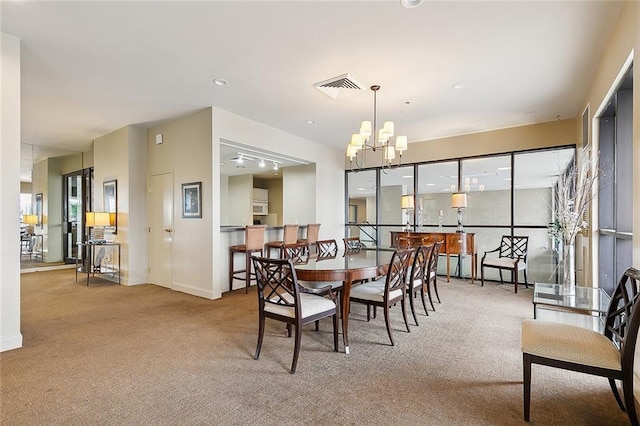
[451,192,468,233]
[401,195,414,231]
[23,214,38,235]
[86,211,110,242]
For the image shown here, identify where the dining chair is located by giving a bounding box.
[265,224,299,258]
[481,235,529,293]
[298,223,321,254]
[349,248,413,346]
[282,242,310,262]
[316,239,338,257]
[406,244,433,325]
[251,255,339,373]
[521,267,640,424]
[425,241,443,308]
[343,236,362,253]
[229,225,266,293]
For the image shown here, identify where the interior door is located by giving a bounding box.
[149,172,173,288]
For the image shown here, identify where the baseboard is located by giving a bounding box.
[172,281,220,300]
[0,332,23,352]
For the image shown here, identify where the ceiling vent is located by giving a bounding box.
[314,73,364,99]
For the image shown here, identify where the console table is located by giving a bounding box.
[76,242,121,286]
[390,231,477,283]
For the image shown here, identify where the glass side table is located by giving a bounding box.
[532,282,610,319]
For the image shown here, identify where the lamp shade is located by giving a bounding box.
[23,214,38,225]
[401,195,414,209]
[451,193,468,209]
[86,211,111,227]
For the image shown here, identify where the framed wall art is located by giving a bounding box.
[182,182,202,218]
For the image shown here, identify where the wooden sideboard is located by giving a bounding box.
[390,231,477,283]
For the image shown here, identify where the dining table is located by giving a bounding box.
[293,249,394,354]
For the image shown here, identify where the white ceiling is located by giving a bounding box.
[2,1,623,181]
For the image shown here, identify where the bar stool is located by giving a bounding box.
[297,223,321,253]
[229,225,266,293]
[264,224,299,258]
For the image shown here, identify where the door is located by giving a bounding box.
[149,172,173,288]
[63,169,91,264]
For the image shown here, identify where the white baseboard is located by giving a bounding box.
[0,333,23,352]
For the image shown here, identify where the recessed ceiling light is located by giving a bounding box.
[497,166,512,171]
[425,183,435,186]
[452,82,467,90]
[213,78,229,86]
[402,175,412,179]
[306,120,316,125]
[401,0,424,8]
[357,187,365,191]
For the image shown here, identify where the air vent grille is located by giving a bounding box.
[314,73,364,99]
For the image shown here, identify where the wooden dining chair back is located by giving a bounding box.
[481,235,529,293]
[316,239,338,257]
[425,240,444,308]
[229,225,266,293]
[298,223,321,253]
[522,267,640,424]
[406,244,433,325]
[251,256,339,373]
[349,248,414,346]
[282,242,310,263]
[343,236,362,253]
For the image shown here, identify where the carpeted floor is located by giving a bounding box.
[0,269,631,425]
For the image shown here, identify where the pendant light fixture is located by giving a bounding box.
[345,85,408,171]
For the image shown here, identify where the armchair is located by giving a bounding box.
[481,235,529,293]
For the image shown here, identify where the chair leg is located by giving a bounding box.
[245,252,251,294]
[523,353,532,422]
[290,324,302,374]
[433,278,441,303]
[481,265,485,287]
[608,378,625,412]
[383,304,395,346]
[514,268,519,294]
[408,289,419,326]
[419,286,430,316]
[401,297,410,333]
[229,251,235,292]
[255,314,265,360]
[499,269,504,285]
[286,323,292,337]
[623,377,639,425]
[332,313,339,352]
[315,320,320,331]
[426,281,436,311]
[524,270,529,289]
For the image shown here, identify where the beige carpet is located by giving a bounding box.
[0,269,631,425]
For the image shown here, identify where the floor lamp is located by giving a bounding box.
[451,193,467,233]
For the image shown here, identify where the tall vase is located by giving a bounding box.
[562,243,576,296]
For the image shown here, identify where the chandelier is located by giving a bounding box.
[346,85,407,171]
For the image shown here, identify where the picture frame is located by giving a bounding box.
[35,193,43,228]
[103,179,117,234]
[182,182,202,218]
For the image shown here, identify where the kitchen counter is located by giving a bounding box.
[220,225,307,232]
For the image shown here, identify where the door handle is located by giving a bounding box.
[164,228,172,233]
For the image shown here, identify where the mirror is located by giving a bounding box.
[103,179,117,234]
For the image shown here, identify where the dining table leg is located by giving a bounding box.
[340,276,352,354]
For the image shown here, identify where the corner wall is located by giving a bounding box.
[1,33,22,352]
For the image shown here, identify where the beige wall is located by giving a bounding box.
[282,164,316,226]
[94,125,148,285]
[147,108,213,298]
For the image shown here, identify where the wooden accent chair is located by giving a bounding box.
[282,242,310,262]
[521,267,640,424]
[343,236,363,253]
[265,224,299,258]
[481,235,529,293]
[425,241,444,308]
[298,223,321,254]
[406,244,433,325]
[349,249,413,346]
[229,225,266,293]
[251,256,339,373]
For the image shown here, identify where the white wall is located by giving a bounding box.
[227,175,253,226]
[212,108,345,296]
[282,164,316,225]
[1,33,22,352]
